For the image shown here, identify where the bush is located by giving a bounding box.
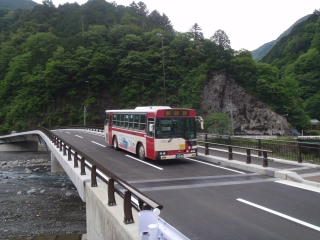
[305,130,320,136]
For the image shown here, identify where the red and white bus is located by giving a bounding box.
[104,106,202,160]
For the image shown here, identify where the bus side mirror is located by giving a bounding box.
[149,124,154,132]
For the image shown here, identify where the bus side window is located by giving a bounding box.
[140,114,146,132]
[120,113,125,127]
[134,114,140,130]
[129,114,134,129]
[147,118,154,137]
[125,114,129,128]
[113,114,118,127]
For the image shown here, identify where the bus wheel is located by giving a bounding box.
[113,136,119,150]
[138,144,145,160]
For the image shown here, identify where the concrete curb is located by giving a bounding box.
[198,152,320,188]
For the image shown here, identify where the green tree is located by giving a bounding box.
[204,112,232,135]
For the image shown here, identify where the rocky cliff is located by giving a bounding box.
[201,72,291,136]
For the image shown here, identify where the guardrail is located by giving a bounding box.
[198,133,320,164]
[35,127,163,224]
[198,134,272,167]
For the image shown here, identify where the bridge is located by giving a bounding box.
[1,128,320,239]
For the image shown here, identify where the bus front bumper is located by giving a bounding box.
[155,152,197,160]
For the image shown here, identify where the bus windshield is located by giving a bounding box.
[155,118,196,140]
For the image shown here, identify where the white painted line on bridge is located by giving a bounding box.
[275,180,320,193]
[65,132,71,134]
[75,135,83,138]
[73,129,104,137]
[91,141,106,147]
[185,157,246,174]
[237,198,320,232]
[125,155,163,170]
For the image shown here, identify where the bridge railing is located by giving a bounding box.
[198,133,320,164]
[198,134,273,167]
[36,127,163,224]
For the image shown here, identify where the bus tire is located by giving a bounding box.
[113,136,119,150]
[138,143,145,161]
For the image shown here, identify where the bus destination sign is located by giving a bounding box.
[165,110,189,116]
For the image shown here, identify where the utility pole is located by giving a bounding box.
[156,33,166,106]
[84,81,89,126]
[84,105,87,126]
[228,93,234,136]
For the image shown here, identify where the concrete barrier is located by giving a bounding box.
[86,181,140,240]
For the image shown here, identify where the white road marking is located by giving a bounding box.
[75,135,83,138]
[91,141,106,147]
[125,155,163,170]
[65,132,71,134]
[185,157,246,174]
[72,129,104,137]
[275,180,320,193]
[237,198,320,232]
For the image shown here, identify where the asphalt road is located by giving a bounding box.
[53,129,320,239]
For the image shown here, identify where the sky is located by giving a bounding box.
[33,0,320,51]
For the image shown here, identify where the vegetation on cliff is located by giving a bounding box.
[0,0,318,134]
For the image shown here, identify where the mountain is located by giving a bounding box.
[260,9,320,122]
[0,0,38,10]
[0,1,316,134]
[252,14,311,62]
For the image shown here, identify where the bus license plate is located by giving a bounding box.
[176,154,184,159]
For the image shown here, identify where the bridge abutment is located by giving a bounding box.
[0,141,38,151]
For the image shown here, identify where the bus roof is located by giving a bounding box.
[105,106,194,114]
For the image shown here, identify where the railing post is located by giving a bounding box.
[228,146,233,160]
[123,190,134,224]
[205,134,209,155]
[108,178,116,206]
[298,142,302,163]
[258,139,262,157]
[246,149,251,164]
[263,151,268,167]
[59,140,62,152]
[74,152,79,168]
[63,143,66,156]
[91,165,97,187]
[80,157,86,175]
[138,199,151,211]
[68,147,72,161]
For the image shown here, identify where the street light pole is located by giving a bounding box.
[84,81,89,126]
[157,33,166,106]
[228,93,234,136]
[86,81,89,95]
[281,114,288,137]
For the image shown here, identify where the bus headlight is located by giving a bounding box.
[158,151,167,156]
[190,149,196,153]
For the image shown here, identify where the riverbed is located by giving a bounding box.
[0,152,86,239]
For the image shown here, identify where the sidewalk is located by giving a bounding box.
[197,146,320,188]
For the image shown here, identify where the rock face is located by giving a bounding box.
[201,72,291,135]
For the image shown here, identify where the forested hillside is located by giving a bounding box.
[0,0,318,134]
[261,9,320,124]
[0,0,37,10]
[252,15,310,62]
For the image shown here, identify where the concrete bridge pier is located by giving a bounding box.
[51,152,65,174]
